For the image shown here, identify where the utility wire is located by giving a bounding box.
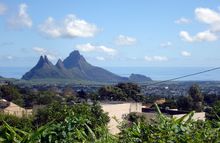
[143,67,220,86]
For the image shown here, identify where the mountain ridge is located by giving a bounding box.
[22,50,152,83]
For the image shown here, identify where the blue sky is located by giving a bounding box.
[0,0,220,67]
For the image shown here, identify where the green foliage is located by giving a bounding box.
[117,83,143,102]
[125,112,146,123]
[0,84,24,107]
[206,101,220,122]
[189,84,203,102]
[33,102,110,130]
[177,96,194,111]
[204,93,219,106]
[33,102,67,128]
[0,113,33,132]
[119,104,220,143]
[21,89,63,108]
[160,99,177,109]
[97,83,144,102]
[177,84,204,112]
[0,103,115,143]
[0,104,220,143]
[98,86,126,101]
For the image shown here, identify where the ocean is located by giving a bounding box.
[104,67,220,81]
[0,67,219,81]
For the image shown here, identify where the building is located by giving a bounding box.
[142,108,205,121]
[0,99,32,117]
[101,102,142,134]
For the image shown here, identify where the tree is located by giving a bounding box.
[177,96,193,111]
[204,93,218,106]
[117,82,143,102]
[177,84,204,112]
[0,113,33,131]
[98,86,126,101]
[188,84,203,102]
[0,84,24,107]
[77,89,88,101]
[33,102,67,128]
[33,102,109,129]
[160,100,177,109]
[206,101,220,121]
[188,84,204,112]
[62,86,77,98]
[97,83,143,102]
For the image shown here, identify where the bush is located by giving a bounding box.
[119,105,220,143]
[0,113,33,132]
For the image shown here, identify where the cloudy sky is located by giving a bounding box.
[0,0,220,67]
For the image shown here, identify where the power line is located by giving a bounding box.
[144,66,220,86]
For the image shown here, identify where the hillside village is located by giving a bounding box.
[0,81,216,135]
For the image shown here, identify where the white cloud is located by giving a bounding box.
[153,56,168,61]
[7,56,13,60]
[129,57,137,60]
[179,31,194,42]
[195,7,220,32]
[179,30,218,42]
[179,7,220,43]
[144,56,168,62]
[0,3,7,15]
[39,14,99,38]
[39,17,61,38]
[160,41,172,48]
[76,43,96,52]
[8,3,32,29]
[96,56,105,61]
[33,47,57,61]
[195,8,220,25]
[99,45,116,55]
[46,54,56,61]
[175,17,191,24]
[115,35,137,46]
[33,47,47,54]
[76,43,116,55]
[181,51,191,57]
[144,56,153,62]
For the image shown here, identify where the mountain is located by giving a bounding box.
[63,51,127,82]
[22,51,127,82]
[22,50,151,83]
[22,56,68,80]
[129,74,152,82]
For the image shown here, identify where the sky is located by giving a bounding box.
[0,0,220,68]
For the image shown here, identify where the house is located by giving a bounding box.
[0,99,32,117]
[101,102,142,134]
[142,107,205,121]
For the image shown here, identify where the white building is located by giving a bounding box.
[101,102,142,134]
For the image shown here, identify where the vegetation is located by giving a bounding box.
[119,105,220,143]
[176,84,204,112]
[206,101,220,122]
[0,83,24,107]
[0,104,220,142]
[97,82,144,102]
[1,83,220,142]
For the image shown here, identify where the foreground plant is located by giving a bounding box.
[0,104,220,143]
[119,104,220,143]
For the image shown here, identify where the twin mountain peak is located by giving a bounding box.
[22,50,152,83]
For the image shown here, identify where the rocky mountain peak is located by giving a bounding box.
[56,59,65,69]
[63,50,88,69]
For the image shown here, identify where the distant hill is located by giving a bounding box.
[22,50,152,83]
[129,74,152,82]
[22,51,131,83]
[22,55,68,80]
